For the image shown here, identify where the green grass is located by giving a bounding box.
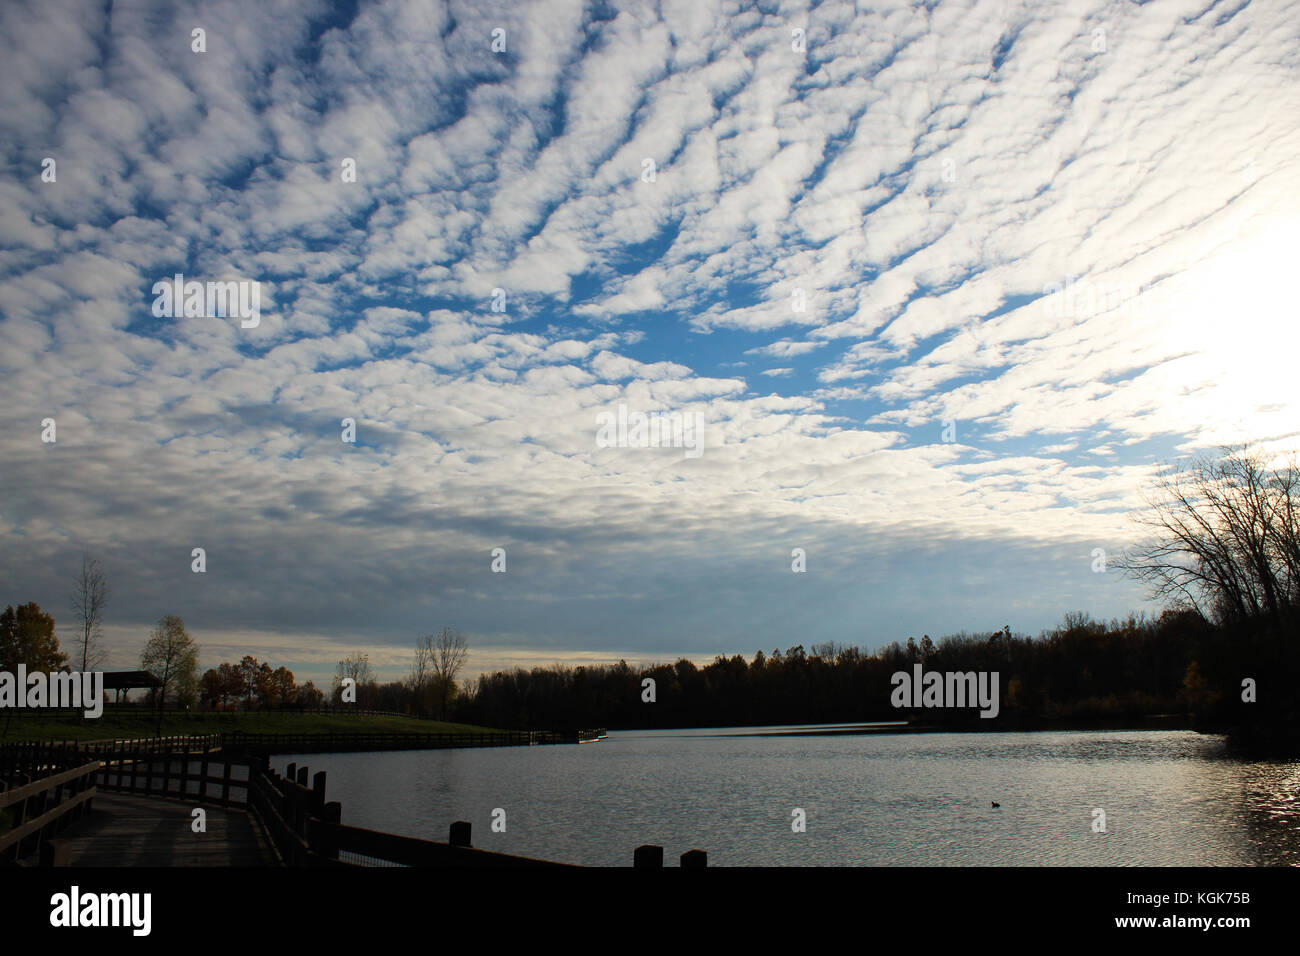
[0,711,505,743]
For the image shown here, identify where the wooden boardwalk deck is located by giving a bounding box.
[55,793,276,866]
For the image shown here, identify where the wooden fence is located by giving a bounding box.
[82,746,699,866]
[94,748,255,808]
[219,728,605,754]
[0,744,100,865]
[2,706,519,721]
[2,730,606,755]
[0,730,705,867]
[57,729,604,755]
[78,734,224,754]
[253,760,581,868]
[250,758,703,867]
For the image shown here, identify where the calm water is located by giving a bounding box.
[284,726,1300,866]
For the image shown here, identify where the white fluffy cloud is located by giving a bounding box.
[2,0,1296,679]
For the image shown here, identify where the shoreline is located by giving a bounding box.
[603,714,1198,736]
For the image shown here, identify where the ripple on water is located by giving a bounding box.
[282,728,1300,866]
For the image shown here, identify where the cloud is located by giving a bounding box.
[2,0,1297,666]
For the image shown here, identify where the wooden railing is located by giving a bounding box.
[0,706,426,720]
[78,734,224,754]
[28,729,606,756]
[95,748,256,808]
[0,744,100,865]
[245,761,576,867]
[2,740,702,867]
[87,749,615,866]
[219,728,605,754]
[1,706,556,721]
[256,758,702,867]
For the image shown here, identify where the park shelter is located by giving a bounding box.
[101,670,163,704]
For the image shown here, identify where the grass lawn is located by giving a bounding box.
[0,711,505,743]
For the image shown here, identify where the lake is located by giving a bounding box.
[283,725,1300,866]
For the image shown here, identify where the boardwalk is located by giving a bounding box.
[5,735,623,868]
[56,793,275,866]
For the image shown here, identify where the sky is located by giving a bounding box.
[1,0,1298,686]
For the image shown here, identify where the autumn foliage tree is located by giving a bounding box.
[0,602,68,672]
[199,656,300,710]
[256,663,297,707]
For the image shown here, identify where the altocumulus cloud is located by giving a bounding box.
[1,0,1298,681]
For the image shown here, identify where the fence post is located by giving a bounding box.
[311,771,327,816]
[318,801,341,862]
[449,821,472,847]
[39,838,70,867]
[81,762,96,819]
[633,845,663,868]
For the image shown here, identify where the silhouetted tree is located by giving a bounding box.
[428,628,468,720]
[296,680,325,708]
[237,655,260,709]
[69,554,109,672]
[333,652,376,706]
[1120,447,1299,624]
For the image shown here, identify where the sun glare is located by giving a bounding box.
[1155,217,1300,445]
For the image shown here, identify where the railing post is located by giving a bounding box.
[317,801,341,862]
[40,838,70,867]
[633,845,663,868]
[311,771,327,816]
[449,821,472,847]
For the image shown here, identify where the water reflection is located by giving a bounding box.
[284,728,1300,866]
[1234,761,1300,865]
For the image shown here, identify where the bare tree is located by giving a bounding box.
[1118,447,1299,624]
[420,627,468,720]
[333,652,375,705]
[69,554,109,672]
[409,635,435,713]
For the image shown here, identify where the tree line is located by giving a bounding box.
[0,574,470,720]
[448,448,1298,743]
[4,448,1296,744]
[449,610,1229,730]
[0,601,203,707]
[320,628,470,719]
[198,656,325,710]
